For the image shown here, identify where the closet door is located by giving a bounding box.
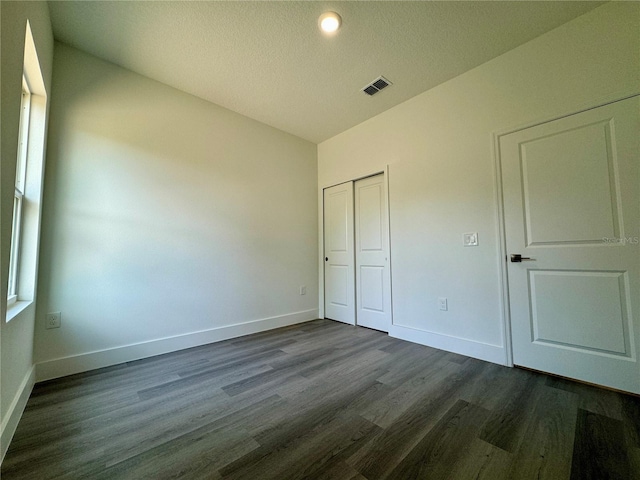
[323,182,355,325]
[355,174,391,332]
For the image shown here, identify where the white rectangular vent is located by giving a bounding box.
[362,76,392,96]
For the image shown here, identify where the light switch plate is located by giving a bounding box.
[463,232,478,246]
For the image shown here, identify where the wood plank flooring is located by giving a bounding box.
[3,319,639,479]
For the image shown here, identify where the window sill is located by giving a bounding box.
[6,300,32,322]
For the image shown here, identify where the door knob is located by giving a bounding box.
[510,254,534,263]
[325,257,328,261]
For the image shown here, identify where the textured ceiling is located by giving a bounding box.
[48,1,605,143]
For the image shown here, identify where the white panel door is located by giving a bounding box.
[355,174,392,332]
[501,96,640,394]
[324,182,355,325]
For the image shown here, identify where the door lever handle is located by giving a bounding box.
[510,254,535,263]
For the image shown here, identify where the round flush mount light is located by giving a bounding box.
[319,11,342,34]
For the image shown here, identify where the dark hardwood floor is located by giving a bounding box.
[3,319,639,479]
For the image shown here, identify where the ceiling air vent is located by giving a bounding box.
[362,76,392,96]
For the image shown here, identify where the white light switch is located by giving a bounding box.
[463,232,478,246]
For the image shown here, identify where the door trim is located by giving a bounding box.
[319,167,393,327]
[492,92,640,368]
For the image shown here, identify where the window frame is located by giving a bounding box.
[7,76,32,306]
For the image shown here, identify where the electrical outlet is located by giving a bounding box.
[46,312,61,329]
[438,297,448,311]
[299,286,307,295]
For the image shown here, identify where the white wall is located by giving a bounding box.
[0,1,53,459]
[34,44,318,380]
[318,2,640,363]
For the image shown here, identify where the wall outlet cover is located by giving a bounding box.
[438,297,448,311]
[46,312,61,329]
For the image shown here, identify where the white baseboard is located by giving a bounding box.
[389,324,507,365]
[36,309,318,382]
[1,365,35,463]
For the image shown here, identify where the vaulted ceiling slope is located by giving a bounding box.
[48,1,605,143]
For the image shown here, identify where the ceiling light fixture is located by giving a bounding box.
[319,11,342,34]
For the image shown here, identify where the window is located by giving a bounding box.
[6,20,47,321]
[7,77,31,306]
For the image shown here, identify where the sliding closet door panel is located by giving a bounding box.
[355,174,391,332]
[324,182,355,325]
